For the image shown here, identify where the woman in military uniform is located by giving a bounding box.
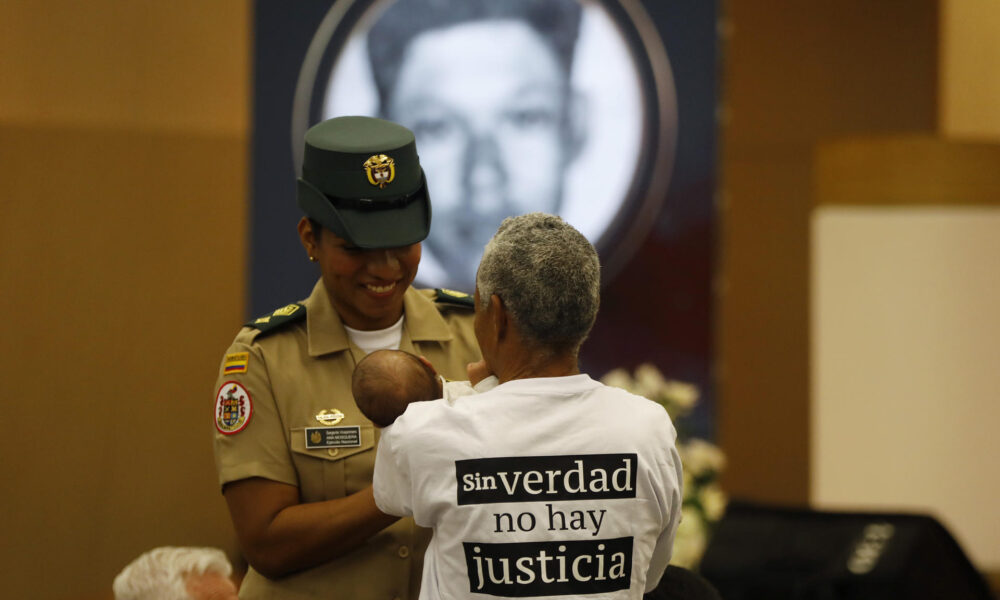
[212,116,481,600]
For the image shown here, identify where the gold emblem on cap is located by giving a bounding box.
[363,154,396,188]
[315,409,345,426]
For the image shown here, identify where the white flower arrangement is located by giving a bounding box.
[601,364,726,569]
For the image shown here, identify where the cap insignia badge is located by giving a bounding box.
[316,408,345,426]
[363,154,395,188]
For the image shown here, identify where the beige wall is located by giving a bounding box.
[812,205,1000,570]
[0,2,249,598]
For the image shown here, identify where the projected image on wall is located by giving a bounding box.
[297,0,676,290]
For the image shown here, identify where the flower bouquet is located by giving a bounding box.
[601,364,726,569]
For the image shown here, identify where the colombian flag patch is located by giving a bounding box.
[224,352,249,374]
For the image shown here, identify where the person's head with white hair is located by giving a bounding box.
[113,546,238,600]
[474,212,600,381]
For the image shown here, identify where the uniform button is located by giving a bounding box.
[397,545,410,558]
[327,448,339,457]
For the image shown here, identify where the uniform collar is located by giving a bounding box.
[303,279,454,357]
[402,286,455,342]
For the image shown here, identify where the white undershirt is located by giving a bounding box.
[343,315,405,354]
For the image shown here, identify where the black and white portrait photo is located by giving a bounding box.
[306,0,675,290]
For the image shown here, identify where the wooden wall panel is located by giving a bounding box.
[0,0,248,134]
[0,1,248,598]
[817,136,1000,206]
[0,124,247,600]
[940,0,1000,139]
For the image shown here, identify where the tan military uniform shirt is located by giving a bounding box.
[213,280,480,600]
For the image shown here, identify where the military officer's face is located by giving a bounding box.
[386,20,579,286]
[309,223,421,330]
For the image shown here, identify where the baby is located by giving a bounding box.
[352,349,495,427]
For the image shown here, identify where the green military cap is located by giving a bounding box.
[297,116,431,248]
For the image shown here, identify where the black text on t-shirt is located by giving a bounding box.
[455,454,638,505]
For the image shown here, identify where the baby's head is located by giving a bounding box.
[352,349,443,427]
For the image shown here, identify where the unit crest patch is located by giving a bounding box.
[215,381,252,435]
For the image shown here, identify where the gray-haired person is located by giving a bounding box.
[366,0,587,289]
[113,547,238,600]
[372,213,684,599]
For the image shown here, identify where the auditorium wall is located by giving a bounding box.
[810,0,1000,574]
[717,0,938,503]
[1,1,996,598]
[0,2,249,599]
[940,0,1000,139]
[721,0,999,576]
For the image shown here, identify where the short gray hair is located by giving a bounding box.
[477,213,599,351]
[113,547,233,600]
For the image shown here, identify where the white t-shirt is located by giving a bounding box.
[374,374,683,600]
[344,315,404,353]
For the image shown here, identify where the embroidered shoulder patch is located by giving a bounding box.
[246,302,307,336]
[223,352,249,374]
[215,381,252,435]
[435,288,474,308]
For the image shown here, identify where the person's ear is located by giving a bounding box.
[297,217,318,259]
[490,294,508,341]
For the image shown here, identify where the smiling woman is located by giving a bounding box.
[212,116,482,600]
[300,219,422,330]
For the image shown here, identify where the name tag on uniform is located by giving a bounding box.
[305,426,361,449]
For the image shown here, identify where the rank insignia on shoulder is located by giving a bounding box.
[246,303,306,336]
[435,288,474,308]
[215,381,252,435]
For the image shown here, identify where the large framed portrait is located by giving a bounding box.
[252,0,717,435]
[292,0,677,291]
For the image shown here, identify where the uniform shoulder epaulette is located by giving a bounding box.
[434,288,474,308]
[245,302,307,336]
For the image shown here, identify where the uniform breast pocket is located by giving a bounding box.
[289,424,376,502]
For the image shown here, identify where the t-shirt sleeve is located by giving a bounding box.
[212,336,298,489]
[643,413,685,593]
[372,424,413,517]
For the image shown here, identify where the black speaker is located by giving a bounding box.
[699,501,994,600]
